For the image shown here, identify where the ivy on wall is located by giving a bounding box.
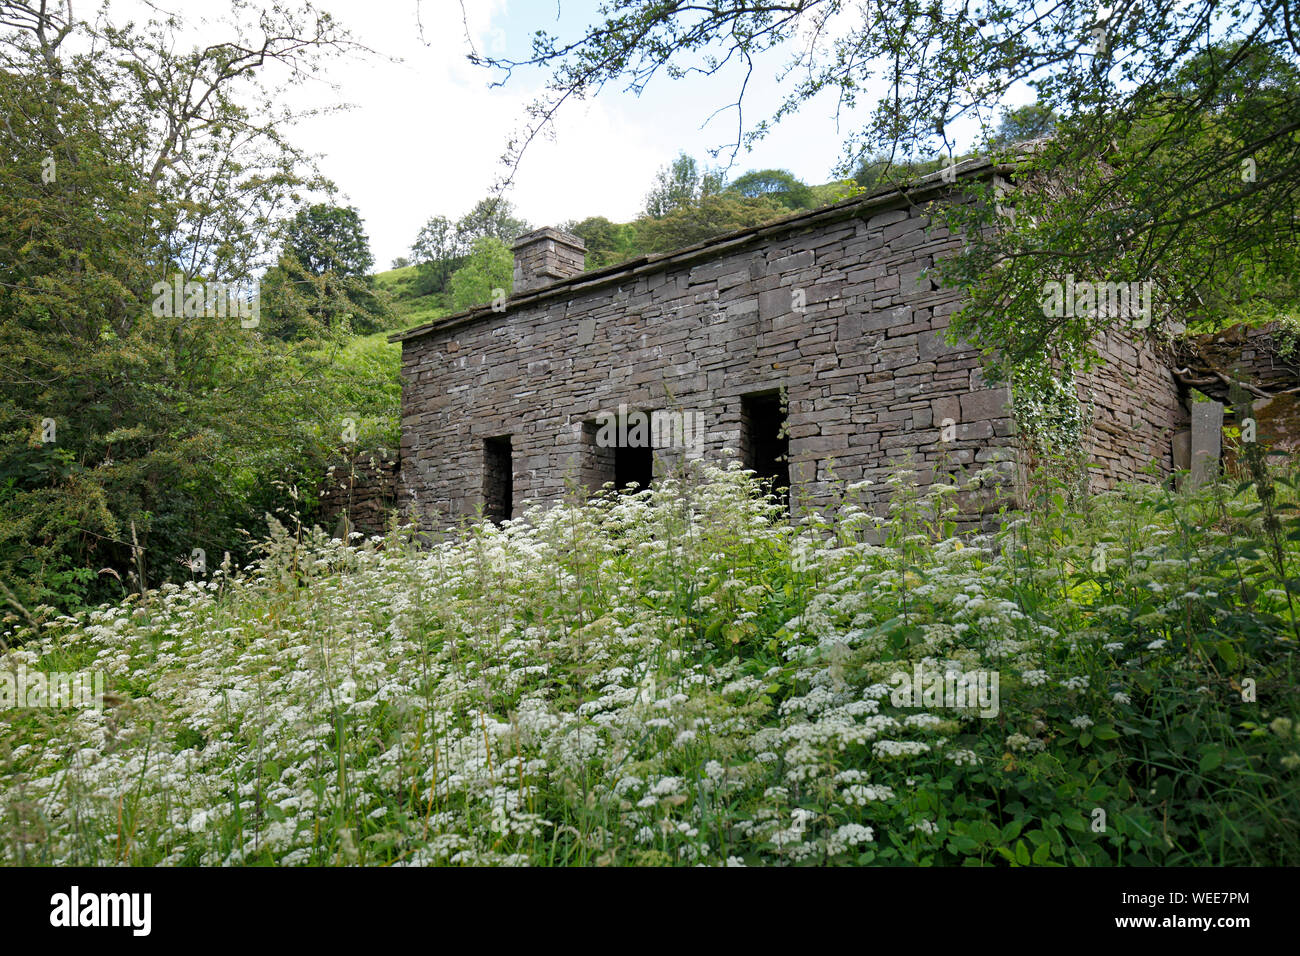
[1010,357,1093,501]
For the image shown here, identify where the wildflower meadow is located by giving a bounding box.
[3,460,1296,866]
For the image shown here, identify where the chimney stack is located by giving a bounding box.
[511,227,586,294]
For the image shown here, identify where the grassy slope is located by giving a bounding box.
[372,178,864,324]
[374,264,449,330]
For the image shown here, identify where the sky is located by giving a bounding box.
[121,0,997,269]
[285,0,881,268]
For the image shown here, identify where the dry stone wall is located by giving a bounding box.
[1076,332,1188,490]
[1175,322,1300,468]
[395,176,1021,530]
[316,449,401,538]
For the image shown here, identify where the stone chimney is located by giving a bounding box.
[511,227,586,294]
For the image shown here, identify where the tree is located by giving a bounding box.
[259,250,391,341]
[941,41,1300,379]
[0,1,372,610]
[852,154,948,190]
[726,169,813,209]
[456,196,530,246]
[988,102,1058,149]
[282,204,375,278]
[644,153,725,218]
[410,199,529,298]
[266,203,389,339]
[262,205,388,339]
[448,237,514,311]
[473,1,1300,375]
[637,193,789,253]
[410,214,466,295]
[563,215,638,269]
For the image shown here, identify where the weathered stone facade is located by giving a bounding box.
[1173,322,1300,471]
[1076,332,1187,490]
[394,163,1020,529]
[390,162,1262,530]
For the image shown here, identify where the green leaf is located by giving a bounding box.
[1216,641,1239,668]
[947,834,979,852]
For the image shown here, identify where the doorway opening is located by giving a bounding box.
[483,435,513,522]
[741,391,790,504]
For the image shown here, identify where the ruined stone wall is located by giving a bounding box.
[1075,332,1188,490]
[1176,322,1300,466]
[397,191,1019,529]
[316,449,401,538]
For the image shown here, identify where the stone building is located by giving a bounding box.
[389,160,1194,530]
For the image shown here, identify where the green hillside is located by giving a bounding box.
[376,173,864,328]
[374,264,451,329]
